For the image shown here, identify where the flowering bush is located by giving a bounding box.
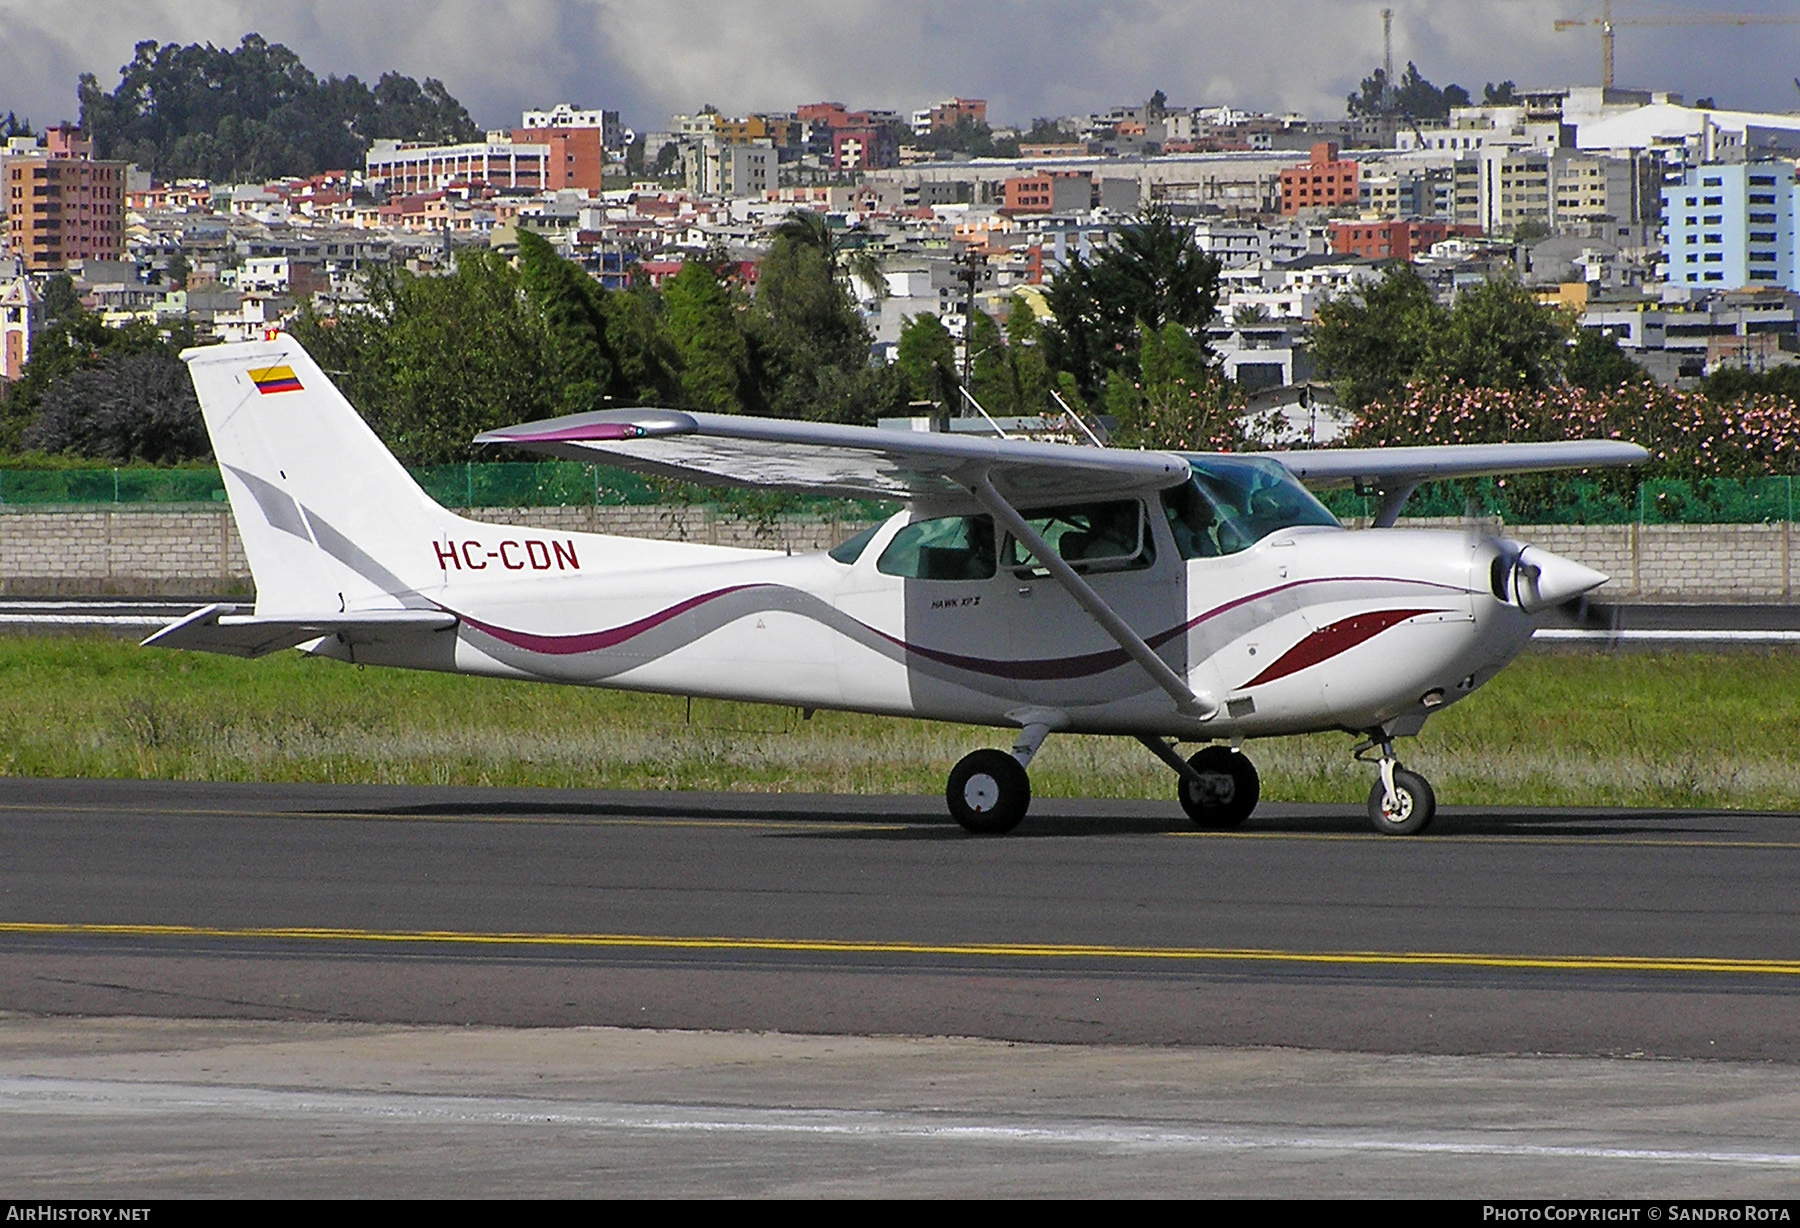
[1351,380,1800,479]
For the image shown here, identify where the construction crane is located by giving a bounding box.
[1555,1,1800,92]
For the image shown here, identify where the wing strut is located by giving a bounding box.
[967,473,1218,721]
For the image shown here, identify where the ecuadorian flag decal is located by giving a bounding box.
[248,364,303,394]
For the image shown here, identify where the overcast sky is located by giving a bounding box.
[5,0,1799,134]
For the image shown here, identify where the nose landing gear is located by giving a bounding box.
[1355,735,1437,835]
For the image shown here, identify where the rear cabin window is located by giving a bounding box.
[828,522,883,564]
[1001,499,1151,574]
[876,514,996,580]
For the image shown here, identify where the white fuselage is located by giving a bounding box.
[328,507,1537,742]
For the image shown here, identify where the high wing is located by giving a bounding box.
[475,409,1190,504]
[1253,440,1650,527]
[1256,440,1650,488]
[141,603,457,659]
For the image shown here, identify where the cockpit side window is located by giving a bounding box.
[876,514,997,580]
[1001,500,1152,575]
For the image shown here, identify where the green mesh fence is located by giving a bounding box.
[1317,475,1799,526]
[0,462,895,520]
[3,464,1797,524]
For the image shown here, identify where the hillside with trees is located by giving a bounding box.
[77,34,481,181]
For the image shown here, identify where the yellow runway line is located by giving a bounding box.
[4,922,1799,978]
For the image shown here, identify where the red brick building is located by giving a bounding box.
[1328,219,1480,262]
[1002,171,1090,215]
[510,125,605,191]
[3,125,127,272]
[928,98,987,133]
[799,102,899,171]
[1279,142,1360,216]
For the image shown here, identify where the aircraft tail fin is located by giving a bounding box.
[183,335,457,615]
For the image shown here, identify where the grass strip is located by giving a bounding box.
[0,635,1796,810]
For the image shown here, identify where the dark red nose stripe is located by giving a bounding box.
[1243,608,1442,688]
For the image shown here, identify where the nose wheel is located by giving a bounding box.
[1357,736,1436,835]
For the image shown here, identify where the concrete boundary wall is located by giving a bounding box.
[1,505,1794,601]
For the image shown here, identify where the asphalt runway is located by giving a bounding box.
[6,777,1800,1196]
[3,776,1798,1054]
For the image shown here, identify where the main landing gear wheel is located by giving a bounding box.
[1367,767,1436,836]
[1178,745,1260,829]
[947,748,1031,835]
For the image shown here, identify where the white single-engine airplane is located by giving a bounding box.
[148,336,1646,835]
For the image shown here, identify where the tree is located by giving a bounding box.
[1104,321,1244,451]
[966,309,1012,414]
[1566,328,1650,391]
[894,314,956,404]
[748,219,894,423]
[1310,263,1445,411]
[663,260,748,412]
[909,116,1004,157]
[1042,205,1222,402]
[41,274,81,324]
[1003,296,1053,417]
[516,228,678,411]
[77,34,479,180]
[1347,62,1467,120]
[517,228,617,416]
[290,255,557,464]
[0,305,189,454]
[1484,81,1519,105]
[1313,269,1573,410]
[1702,363,1800,405]
[1427,278,1569,392]
[21,348,207,463]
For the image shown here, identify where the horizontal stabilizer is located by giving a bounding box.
[142,603,457,659]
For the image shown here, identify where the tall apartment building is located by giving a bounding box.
[1662,160,1800,291]
[682,142,774,198]
[1279,142,1360,215]
[2,125,127,272]
[521,104,626,153]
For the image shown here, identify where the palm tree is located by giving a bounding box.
[771,210,885,300]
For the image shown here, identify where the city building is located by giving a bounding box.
[912,98,988,137]
[1002,172,1089,215]
[1661,160,1800,292]
[521,104,627,153]
[683,142,775,198]
[1279,142,1360,215]
[365,126,603,196]
[1,273,43,381]
[3,125,128,272]
[1329,219,1475,263]
[796,103,899,171]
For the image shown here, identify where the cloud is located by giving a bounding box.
[2,0,1797,138]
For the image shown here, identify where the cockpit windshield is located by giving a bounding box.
[1162,456,1340,559]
